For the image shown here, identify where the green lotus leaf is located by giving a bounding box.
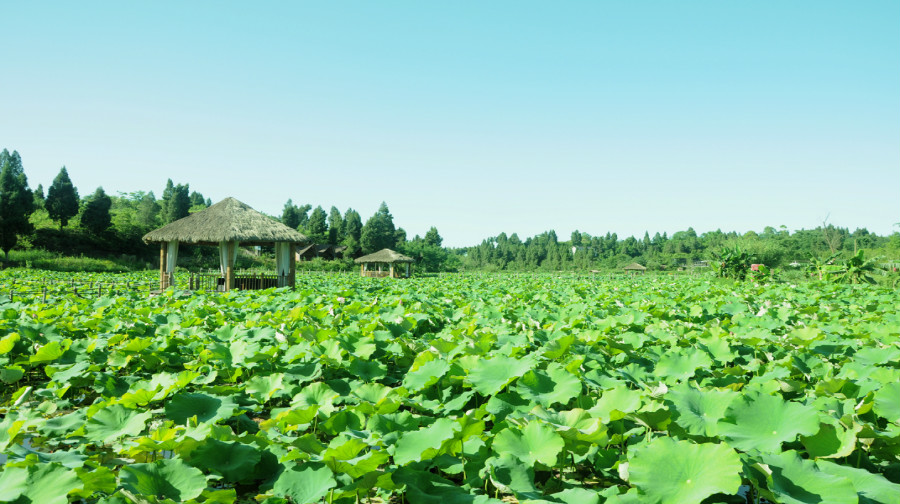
[85,404,151,444]
[515,362,582,408]
[393,467,504,504]
[487,454,539,499]
[29,340,65,363]
[291,381,339,414]
[349,358,388,381]
[759,450,858,504]
[245,372,286,404]
[76,464,117,496]
[717,390,819,452]
[590,385,643,422]
[164,393,237,424]
[491,421,564,467]
[322,438,390,478]
[0,332,19,354]
[394,417,459,465]
[873,382,900,424]
[628,438,741,504]
[654,347,712,383]
[467,354,535,396]
[0,463,82,504]
[801,420,862,459]
[7,444,87,468]
[403,358,450,392]
[551,487,601,504]
[817,460,900,504]
[120,458,207,502]
[0,365,24,383]
[668,385,737,437]
[190,438,262,482]
[272,463,336,504]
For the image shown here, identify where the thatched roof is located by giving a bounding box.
[143,197,308,246]
[354,248,414,264]
[623,262,647,271]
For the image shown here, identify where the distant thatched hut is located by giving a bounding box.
[143,197,308,291]
[355,248,414,278]
[623,262,647,275]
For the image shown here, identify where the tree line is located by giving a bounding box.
[1,148,897,273]
[459,226,900,273]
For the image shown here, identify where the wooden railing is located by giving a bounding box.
[188,271,289,291]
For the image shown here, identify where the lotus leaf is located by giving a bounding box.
[628,438,741,504]
[120,458,207,502]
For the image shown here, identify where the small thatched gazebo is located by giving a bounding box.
[143,197,308,291]
[623,262,647,275]
[355,248,414,278]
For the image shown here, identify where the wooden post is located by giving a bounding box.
[289,243,296,288]
[389,264,394,278]
[225,242,235,291]
[360,264,364,276]
[159,243,167,290]
[406,263,410,278]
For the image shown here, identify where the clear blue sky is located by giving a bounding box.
[2,1,898,247]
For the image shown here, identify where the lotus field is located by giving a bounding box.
[1,269,900,504]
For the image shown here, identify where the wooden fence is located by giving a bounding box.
[1,279,157,303]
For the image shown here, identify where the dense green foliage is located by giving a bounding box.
[45,167,80,230]
[461,227,900,273]
[0,150,35,260]
[81,187,113,235]
[1,270,899,503]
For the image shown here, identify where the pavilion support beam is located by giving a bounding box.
[159,243,167,290]
[289,243,296,288]
[225,241,235,291]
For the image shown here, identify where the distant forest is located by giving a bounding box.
[2,148,898,274]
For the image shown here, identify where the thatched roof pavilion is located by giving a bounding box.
[354,248,414,278]
[143,197,308,291]
[623,262,647,275]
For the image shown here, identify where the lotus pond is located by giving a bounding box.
[1,270,899,503]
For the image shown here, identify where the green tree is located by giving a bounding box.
[327,206,343,244]
[46,166,80,230]
[360,202,396,253]
[424,226,443,247]
[168,184,190,223]
[306,206,328,243]
[136,192,160,230]
[0,150,35,260]
[33,183,45,208]
[341,209,363,256]
[81,187,112,234]
[281,199,301,229]
[189,191,207,208]
[159,180,190,223]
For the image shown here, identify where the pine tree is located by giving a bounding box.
[327,206,343,244]
[136,192,160,230]
[424,226,443,247]
[360,202,396,253]
[306,206,328,244]
[0,150,35,260]
[81,187,112,234]
[341,209,363,256]
[33,183,45,208]
[46,166,80,230]
[281,199,300,229]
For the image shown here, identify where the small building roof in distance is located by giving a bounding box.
[623,262,647,271]
[354,248,415,264]
[143,197,308,246]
